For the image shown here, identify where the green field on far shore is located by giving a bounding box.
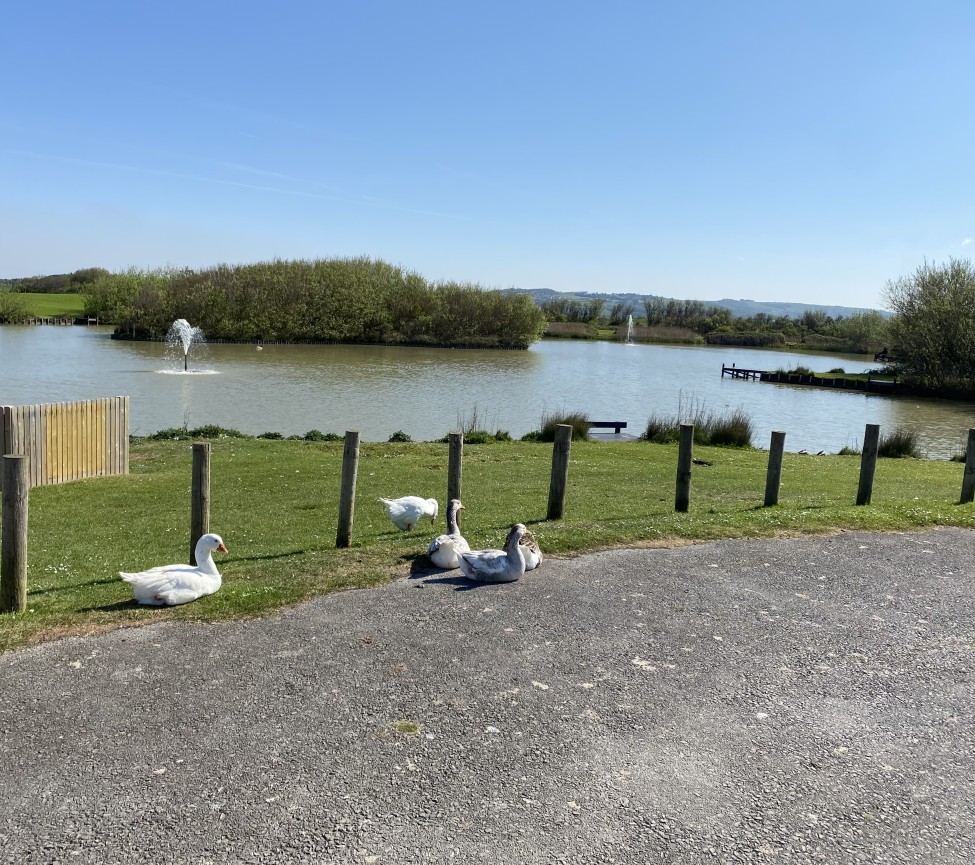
[16,292,87,318]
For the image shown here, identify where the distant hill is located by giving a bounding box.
[504,288,887,320]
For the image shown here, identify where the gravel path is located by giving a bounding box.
[1,528,973,864]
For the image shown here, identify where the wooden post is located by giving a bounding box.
[448,432,463,526]
[764,431,786,507]
[546,424,572,520]
[961,429,975,504]
[675,423,694,512]
[856,423,880,506]
[190,442,211,564]
[1,455,28,613]
[336,430,360,548]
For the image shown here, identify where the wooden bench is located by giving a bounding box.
[590,421,627,434]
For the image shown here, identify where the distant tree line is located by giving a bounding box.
[543,293,889,354]
[82,258,546,349]
[3,268,110,293]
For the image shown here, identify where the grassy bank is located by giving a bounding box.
[18,292,87,318]
[1,439,972,652]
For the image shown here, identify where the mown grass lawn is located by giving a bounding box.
[1,438,972,652]
[19,292,87,318]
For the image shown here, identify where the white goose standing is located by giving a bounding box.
[427,499,471,569]
[120,533,228,606]
[459,523,528,584]
[379,496,439,531]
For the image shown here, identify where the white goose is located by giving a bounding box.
[379,496,439,531]
[120,533,228,606]
[426,499,471,569]
[459,523,528,584]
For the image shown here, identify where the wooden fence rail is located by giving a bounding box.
[0,397,129,490]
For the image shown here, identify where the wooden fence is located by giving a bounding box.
[0,397,129,490]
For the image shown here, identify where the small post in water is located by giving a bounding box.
[856,423,880,506]
[961,429,975,504]
[675,423,694,512]
[190,442,211,564]
[336,430,360,548]
[1,455,28,613]
[764,431,786,507]
[448,432,463,527]
[547,424,573,520]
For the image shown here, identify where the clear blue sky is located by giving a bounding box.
[2,1,973,309]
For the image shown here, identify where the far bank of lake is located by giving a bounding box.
[3,325,975,458]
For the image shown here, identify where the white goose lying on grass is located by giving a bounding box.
[379,496,439,531]
[120,533,228,606]
[459,523,528,584]
[427,498,470,569]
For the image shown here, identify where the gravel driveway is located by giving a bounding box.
[1,528,973,864]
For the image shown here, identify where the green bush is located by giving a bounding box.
[643,402,753,448]
[186,425,250,439]
[388,430,412,443]
[304,429,343,442]
[533,411,591,442]
[462,430,493,444]
[838,445,861,456]
[434,429,511,444]
[148,427,190,441]
[257,431,284,440]
[0,290,30,323]
[643,414,681,444]
[878,427,921,458]
[704,408,753,448]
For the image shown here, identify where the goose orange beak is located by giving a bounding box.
[217,542,228,553]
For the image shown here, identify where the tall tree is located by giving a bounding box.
[885,258,975,389]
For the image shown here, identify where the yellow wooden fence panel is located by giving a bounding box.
[0,397,128,490]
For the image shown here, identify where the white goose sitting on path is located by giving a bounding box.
[120,533,228,606]
[459,523,528,584]
[427,499,470,569]
[379,496,439,531]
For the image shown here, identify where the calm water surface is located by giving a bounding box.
[3,325,975,457]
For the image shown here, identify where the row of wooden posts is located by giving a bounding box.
[3,423,975,613]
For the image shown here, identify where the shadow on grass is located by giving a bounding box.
[78,599,145,612]
[236,549,313,562]
[29,577,121,596]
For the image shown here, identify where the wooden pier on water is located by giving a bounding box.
[721,364,900,394]
[22,316,99,326]
[721,363,765,381]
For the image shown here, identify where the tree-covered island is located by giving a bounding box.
[82,257,547,349]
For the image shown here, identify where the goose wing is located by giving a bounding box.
[459,548,517,582]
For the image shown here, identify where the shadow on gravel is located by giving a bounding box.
[407,557,484,591]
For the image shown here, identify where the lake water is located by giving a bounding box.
[3,325,975,458]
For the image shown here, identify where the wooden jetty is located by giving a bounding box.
[721,364,765,381]
[722,364,900,394]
